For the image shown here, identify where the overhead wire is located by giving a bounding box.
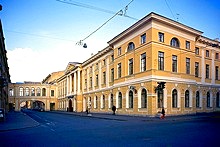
[75,0,135,45]
[164,0,176,20]
[56,0,138,21]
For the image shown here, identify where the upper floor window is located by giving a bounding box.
[195,47,199,55]
[111,55,114,62]
[118,47,121,56]
[206,64,209,79]
[111,68,114,82]
[25,87,29,96]
[186,58,190,74]
[90,77,92,88]
[127,42,135,52]
[170,37,180,48]
[19,87,24,96]
[186,41,190,49]
[141,33,146,44]
[158,32,164,42]
[118,63,121,78]
[9,89,14,96]
[158,51,164,70]
[51,90,54,97]
[31,87,35,96]
[141,53,146,72]
[96,74,99,86]
[103,72,106,84]
[206,50,209,57]
[37,87,41,96]
[172,55,177,72]
[103,59,106,66]
[216,66,219,80]
[42,88,46,96]
[195,62,199,77]
[128,58,133,75]
[216,53,219,59]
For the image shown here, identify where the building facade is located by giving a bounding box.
[8,12,220,116]
[0,20,11,112]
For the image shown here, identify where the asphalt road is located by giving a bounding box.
[0,110,219,147]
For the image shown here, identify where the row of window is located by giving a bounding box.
[86,89,220,109]
[85,51,219,88]
[9,88,55,97]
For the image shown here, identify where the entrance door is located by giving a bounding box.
[68,99,73,112]
[50,103,55,111]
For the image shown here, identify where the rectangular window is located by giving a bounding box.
[206,50,209,57]
[118,63,121,78]
[103,72,106,84]
[96,74,99,86]
[141,33,146,44]
[111,55,114,62]
[172,55,177,72]
[158,51,164,70]
[186,41,190,49]
[128,58,133,75]
[9,89,14,96]
[111,68,114,82]
[90,77,92,88]
[141,53,146,72]
[206,64,209,78]
[96,63,98,70]
[118,47,121,56]
[186,58,190,74]
[216,53,219,59]
[216,66,219,80]
[158,32,164,42]
[195,47,199,55]
[51,90,54,97]
[85,79,87,89]
[195,62,199,77]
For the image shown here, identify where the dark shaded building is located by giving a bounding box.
[0,20,11,112]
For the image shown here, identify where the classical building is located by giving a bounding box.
[8,12,220,116]
[0,20,11,112]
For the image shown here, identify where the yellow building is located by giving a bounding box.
[8,12,220,116]
[81,12,220,116]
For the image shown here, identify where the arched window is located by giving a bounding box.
[42,88,46,96]
[127,42,135,51]
[101,95,105,109]
[129,90,133,108]
[185,90,189,107]
[25,87,29,96]
[19,87,24,96]
[207,92,210,107]
[172,89,178,108]
[196,91,200,108]
[37,87,41,96]
[31,87,35,96]
[170,37,180,48]
[216,92,220,108]
[110,94,113,108]
[94,96,98,109]
[141,89,147,108]
[118,92,122,108]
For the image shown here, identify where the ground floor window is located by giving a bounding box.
[129,90,133,108]
[172,89,178,108]
[118,92,122,108]
[217,92,220,108]
[196,91,200,108]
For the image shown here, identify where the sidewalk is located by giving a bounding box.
[0,110,219,132]
[49,111,220,122]
[0,111,39,132]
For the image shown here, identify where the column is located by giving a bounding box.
[67,76,69,95]
[70,74,72,94]
[201,47,205,83]
[74,72,77,94]
[211,50,215,84]
[77,69,81,94]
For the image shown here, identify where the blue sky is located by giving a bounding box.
[0,0,220,82]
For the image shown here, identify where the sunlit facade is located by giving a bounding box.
[8,12,220,115]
